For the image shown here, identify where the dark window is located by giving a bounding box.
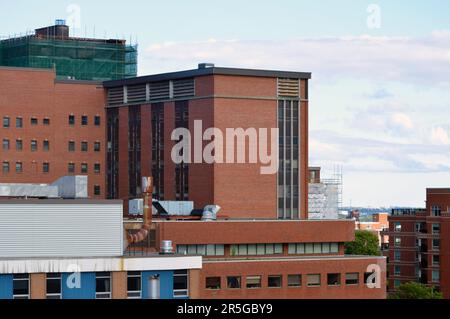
[433,255,440,265]
[227,276,241,289]
[173,270,188,297]
[345,273,359,285]
[46,273,62,299]
[31,140,38,152]
[81,163,88,174]
[81,141,88,152]
[175,101,189,200]
[151,103,165,200]
[3,116,10,128]
[433,239,440,250]
[246,276,262,289]
[69,115,75,125]
[2,162,10,173]
[206,277,221,290]
[13,274,29,299]
[94,163,101,174]
[107,108,119,199]
[43,162,50,173]
[2,139,9,151]
[287,275,301,287]
[30,117,38,125]
[16,117,23,128]
[16,139,23,151]
[128,106,141,196]
[43,118,50,125]
[43,140,50,151]
[95,272,111,299]
[127,271,141,299]
[268,275,282,288]
[94,142,101,152]
[16,162,23,173]
[327,273,341,286]
[81,115,88,126]
[68,163,75,173]
[94,185,101,196]
[94,116,101,126]
[68,141,75,152]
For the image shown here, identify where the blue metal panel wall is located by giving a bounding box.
[141,271,174,299]
[0,275,13,299]
[62,272,96,299]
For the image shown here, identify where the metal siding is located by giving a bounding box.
[0,203,123,258]
[0,274,13,299]
[61,272,96,299]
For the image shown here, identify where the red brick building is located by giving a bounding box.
[384,188,450,298]
[0,66,105,198]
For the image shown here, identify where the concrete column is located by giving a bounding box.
[30,273,46,299]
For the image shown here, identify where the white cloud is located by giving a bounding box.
[430,126,450,145]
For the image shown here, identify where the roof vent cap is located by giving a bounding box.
[198,63,215,69]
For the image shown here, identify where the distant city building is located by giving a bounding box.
[383,189,450,298]
[355,212,389,248]
[308,167,341,220]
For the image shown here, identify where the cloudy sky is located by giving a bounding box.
[2,0,450,207]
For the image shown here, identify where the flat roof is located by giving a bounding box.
[0,199,123,205]
[103,66,312,88]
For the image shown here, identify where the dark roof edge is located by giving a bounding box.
[103,67,312,88]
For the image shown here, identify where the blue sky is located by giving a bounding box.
[2,1,450,207]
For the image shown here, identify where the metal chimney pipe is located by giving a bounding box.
[126,177,153,245]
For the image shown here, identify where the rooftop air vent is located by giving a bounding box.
[198,63,215,69]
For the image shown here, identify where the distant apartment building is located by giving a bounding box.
[355,213,389,248]
[383,189,450,298]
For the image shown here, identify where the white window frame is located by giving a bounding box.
[46,273,62,299]
[173,270,189,298]
[127,271,142,299]
[13,274,30,299]
[95,272,112,299]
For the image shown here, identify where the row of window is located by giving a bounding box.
[393,222,441,234]
[1,140,102,152]
[176,244,225,256]
[9,271,187,299]
[2,162,101,175]
[393,251,440,265]
[2,116,102,128]
[205,272,373,290]
[393,237,440,250]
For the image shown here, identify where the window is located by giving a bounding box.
[16,139,23,151]
[173,270,189,297]
[68,163,75,173]
[69,115,75,125]
[206,277,221,290]
[16,117,23,128]
[94,142,101,152]
[394,223,402,232]
[289,242,338,254]
[394,250,401,261]
[327,273,341,286]
[94,116,101,126]
[30,117,38,125]
[81,115,88,126]
[31,140,38,152]
[431,206,441,217]
[2,139,9,151]
[16,162,23,173]
[394,266,401,276]
[432,270,440,283]
[227,276,241,289]
[394,280,401,288]
[177,244,225,256]
[94,185,101,196]
[305,243,314,254]
[43,118,50,125]
[307,274,321,287]
[68,141,75,152]
[394,237,401,247]
[43,140,50,151]
[246,276,262,289]
[95,272,111,299]
[3,116,10,128]
[81,141,88,152]
[2,161,10,173]
[433,255,440,266]
[94,163,101,174]
[127,271,141,299]
[231,243,282,256]
[81,163,88,174]
[43,162,50,173]
[345,273,359,285]
[432,223,440,234]
[13,274,29,299]
[268,275,282,288]
[46,273,62,299]
[432,239,440,250]
[415,223,421,233]
[287,275,301,287]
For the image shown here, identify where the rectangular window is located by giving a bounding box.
[394,280,401,288]
[43,140,50,151]
[94,142,101,152]
[81,141,88,152]
[16,117,23,128]
[16,139,23,151]
[433,255,440,266]
[81,163,88,174]
[345,273,359,285]
[43,118,50,125]
[394,237,401,247]
[30,117,38,125]
[69,115,75,125]
[246,276,262,289]
[432,239,440,250]
[394,250,401,261]
[394,266,401,276]
[287,275,301,287]
[16,162,23,173]
[68,141,75,152]
[46,273,62,299]
[94,163,101,174]
[127,271,141,299]
[95,272,111,299]
[305,243,314,254]
[3,116,10,128]
[394,223,402,232]
[13,274,29,299]
[227,276,241,289]
[307,274,321,287]
[432,270,440,283]
[43,162,50,173]
[94,185,101,196]
[206,277,221,290]
[268,275,282,288]
[327,273,341,286]
[173,270,189,297]
[94,116,101,126]
[68,163,75,173]
[2,161,10,173]
[432,223,440,234]
[2,139,9,151]
[431,206,441,217]
[81,115,88,126]
[31,140,38,152]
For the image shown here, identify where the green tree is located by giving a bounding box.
[389,282,443,299]
[345,230,380,256]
